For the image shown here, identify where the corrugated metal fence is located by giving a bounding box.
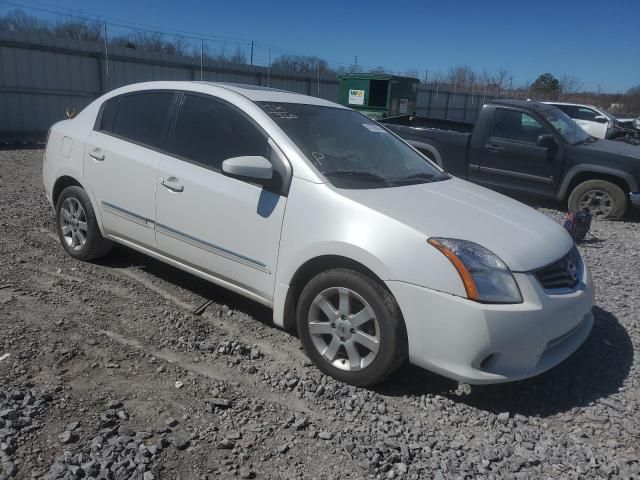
[0,30,492,142]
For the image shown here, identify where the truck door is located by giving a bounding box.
[472,107,563,197]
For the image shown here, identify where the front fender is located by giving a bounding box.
[557,164,638,199]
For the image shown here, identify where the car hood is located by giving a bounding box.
[339,178,573,272]
[577,138,640,160]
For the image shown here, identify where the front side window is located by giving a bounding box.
[111,92,174,148]
[168,94,268,170]
[576,107,598,122]
[258,102,447,189]
[491,109,546,144]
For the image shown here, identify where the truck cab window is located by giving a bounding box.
[492,109,545,144]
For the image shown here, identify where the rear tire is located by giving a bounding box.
[567,179,627,219]
[296,268,407,386]
[56,186,112,261]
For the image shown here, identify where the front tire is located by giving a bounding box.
[296,269,407,386]
[56,186,112,261]
[567,179,627,219]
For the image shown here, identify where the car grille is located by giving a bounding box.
[534,246,582,291]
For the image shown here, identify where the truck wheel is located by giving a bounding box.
[296,269,407,386]
[56,186,113,260]
[568,179,627,219]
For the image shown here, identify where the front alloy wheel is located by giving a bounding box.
[296,268,407,386]
[308,287,381,371]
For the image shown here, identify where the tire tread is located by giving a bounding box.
[567,179,627,219]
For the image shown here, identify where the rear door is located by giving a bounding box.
[154,93,288,302]
[84,91,176,247]
[474,107,563,196]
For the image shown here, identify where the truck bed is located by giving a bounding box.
[380,115,473,177]
[381,115,474,134]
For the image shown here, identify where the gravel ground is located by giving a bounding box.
[0,149,639,480]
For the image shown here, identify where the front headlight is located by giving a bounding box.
[428,238,522,304]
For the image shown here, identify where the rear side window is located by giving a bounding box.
[167,94,268,170]
[555,104,576,117]
[111,92,174,148]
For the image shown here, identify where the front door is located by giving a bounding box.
[155,93,288,302]
[474,107,563,197]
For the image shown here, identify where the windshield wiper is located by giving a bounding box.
[393,172,449,185]
[323,170,390,184]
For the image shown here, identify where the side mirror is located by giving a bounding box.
[594,115,608,124]
[222,156,273,180]
[537,134,558,151]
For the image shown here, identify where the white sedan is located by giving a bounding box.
[546,101,639,139]
[43,81,594,386]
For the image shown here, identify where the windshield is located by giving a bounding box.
[541,107,593,145]
[598,107,617,120]
[258,102,448,189]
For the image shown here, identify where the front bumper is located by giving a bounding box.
[630,192,640,208]
[386,265,595,384]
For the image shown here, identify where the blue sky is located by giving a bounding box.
[2,0,639,92]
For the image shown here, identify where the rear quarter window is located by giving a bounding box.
[97,97,119,132]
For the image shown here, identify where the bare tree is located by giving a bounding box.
[0,9,49,33]
[271,54,333,74]
[52,19,103,42]
[402,68,419,79]
[559,74,584,99]
[228,46,247,64]
[112,31,190,56]
[492,66,510,96]
[447,65,476,91]
[625,85,640,114]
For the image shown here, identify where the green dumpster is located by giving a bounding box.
[338,74,419,120]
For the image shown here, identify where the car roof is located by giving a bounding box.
[543,101,598,108]
[107,80,346,108]
[489,99,556,111]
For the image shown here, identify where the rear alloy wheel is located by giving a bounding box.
[56,186,113,261]
[296,269,407,386]
[60,197,88,252]
[568,179,627,219]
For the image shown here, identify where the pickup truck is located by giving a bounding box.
[380,99,640,219]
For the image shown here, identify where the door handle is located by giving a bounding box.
[161,178,184,193]
[89,149,105,161]
[485,144,504,152]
